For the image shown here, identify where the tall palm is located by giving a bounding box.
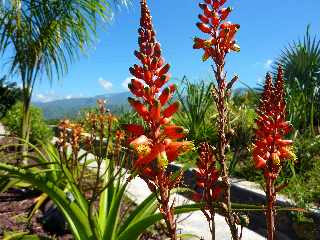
[0,0,128,155]
[274,26,320,134]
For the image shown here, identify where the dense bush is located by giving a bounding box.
[3,102,53,144]
[0,76,22,119]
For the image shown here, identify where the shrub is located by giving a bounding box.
[3,102,52,144]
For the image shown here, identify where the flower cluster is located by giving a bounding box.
[253,66,295,179]
[194,0,240,63]
[193,142,221,203]
[125,1,194,238]
[125,0,193,174]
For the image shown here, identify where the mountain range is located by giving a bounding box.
[34,92,131,120]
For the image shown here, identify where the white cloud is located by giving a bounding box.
[121,77,131,91]
[98,77,113,91]
[35,93,47,101]
[264,59,273,69]
[33,91,80,103]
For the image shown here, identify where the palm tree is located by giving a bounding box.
[0,0,129,156]
[274,26,320,134]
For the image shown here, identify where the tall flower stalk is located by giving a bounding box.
[253,66,295,240]
[193,0,241,239]
[193,142,221,240]
[126,1,193,239]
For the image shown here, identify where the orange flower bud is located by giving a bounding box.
[162,101,180,118]
[154,74,171,88]
[253,155,266,169]
[220,7,232,21]
[158,63,170,76]
[131,78,144,90]
[163,125,187,139]
[128,83,143,97]
[150,100,161,121]
[198,14,209,24]
[144,70,153,83]
[128,98,149,120]
[159,87,170,105]
[196,22,212,34]
[203,5,213,18]
[193,37,205,49]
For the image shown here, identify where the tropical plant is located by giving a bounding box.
[0,76,22,119]
[274,26,320,135]
[0,100,201,240]
[3,102,52,145]
[193,0,242,239]
[252,68,296,240]
[0,0,129,156]
[124,1,195,239]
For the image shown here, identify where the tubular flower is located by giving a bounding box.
[193,142,221,203]
[194,0,240,63]
[253,66,295,178]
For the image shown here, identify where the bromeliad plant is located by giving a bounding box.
[125,0,194,239]
[193,0,241,239]
[253,67,296,240]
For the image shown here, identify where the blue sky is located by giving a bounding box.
[13,0,320,102]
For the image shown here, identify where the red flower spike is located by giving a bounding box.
[194,0,240,62]
[253,66,294,175]
[127,5,194,237]
[252,66,295,239]
[194,142,221,204]
[127,2,196,236]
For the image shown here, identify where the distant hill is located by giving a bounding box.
[34,92,131,120]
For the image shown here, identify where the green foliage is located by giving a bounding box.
[174,76,215,144]
[0,0,129,149]
[0,103,201,239]
[274,26,320,134]
[0,76,22,119]
[282,133,320,207]
[228,104,256,175]
[3,102,52,144]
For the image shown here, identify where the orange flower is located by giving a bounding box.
[253,66,295,179]
[194,1,240,62]
[125,0,192,177]
[193,142,221,203]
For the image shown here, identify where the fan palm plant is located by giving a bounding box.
[274,26,320,135]
[0,0,129,157]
